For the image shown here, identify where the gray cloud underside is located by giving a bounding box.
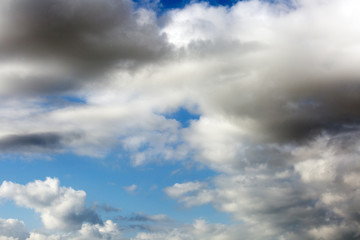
[0,0,171,95]
[0,132,82,153]
[0,132,62,151]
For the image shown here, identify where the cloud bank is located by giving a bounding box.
[2,0,360,239]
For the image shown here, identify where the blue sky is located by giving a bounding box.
[1,0,360,239]
[0,106,229,237]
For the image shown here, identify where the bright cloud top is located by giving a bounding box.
[0,177,101,231]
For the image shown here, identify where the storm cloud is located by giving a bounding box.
[0,0,171,96]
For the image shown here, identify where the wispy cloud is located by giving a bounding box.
[124,184,137,194]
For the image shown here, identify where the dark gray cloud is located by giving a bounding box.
[65,207,103,226]
[0,0,169,64]
[92,203,121,213]
[116,213,170,223]
[0,0,172,96]
[0,132,63,152]
[260,81,360,143]
[205,77,360,144]
[0,132,84,153]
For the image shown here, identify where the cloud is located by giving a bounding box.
[2,217,242,240]
[0,99,184,157]
[0,177,101,231]
[2,0,360,157]
[92,203,121,213]
[3,0,359,160]
[0,132,65,153]
[0,218,28,240]
[0,0,171,96]
[115,212,173,233]
[161,0,360,143]
[124,184,137,194]
[131,219,244,240]
[166,131,360,239]
[27,220,124,240]
[0,179,240,240]
[165,181,208,200]
[116,213,170,223]
[3,0,360,239]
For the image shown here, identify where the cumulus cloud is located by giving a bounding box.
[0,218,28,240]
[2,217,242,240]
[166,132,360,239]
[27,220,124,240]
[132,219,244,240]
[0,177,101,231]
[0,179,241,240]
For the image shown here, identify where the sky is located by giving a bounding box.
[1,0,360,239]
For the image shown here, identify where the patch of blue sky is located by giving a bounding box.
[0,152,230,231]
[0,159,44,230]
[164,106,200,128]
[158,0,240,9]
[34,95,86,112]
[60,95,87,104]
[133,0,241,15]
[0,201,41,230]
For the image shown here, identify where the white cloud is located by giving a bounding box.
[165,181,207,198]
[132,219,243,240]
[0,178,101,231]
[27,220,124,240]
[0,218,28,240]
[0,179,126,240]
[124,184,137,194]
